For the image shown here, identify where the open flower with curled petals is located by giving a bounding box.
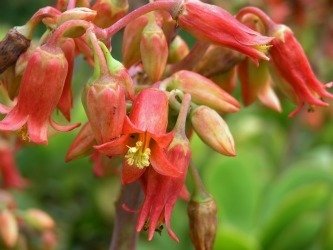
[95,88,181,184]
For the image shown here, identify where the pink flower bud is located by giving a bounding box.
[24,209,55,231]
[191,105,236,156]
[140,15,168,82]
[92,0,129,28]
[168,36,190,63]
[174,0,273,63]
[0,209,18,248]
[122,15,149,68]
[160,70,240,113]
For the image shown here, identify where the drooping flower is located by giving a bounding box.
[96,88,181,184]
[136,94,191,242]
[0,44,79,144]
[173,0,273,63]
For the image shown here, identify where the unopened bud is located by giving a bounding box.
[191,106,236,156]
[92,0,129,28]
[140,15,168,82]
[58,7,97,26]
[160,70,240,114]
[122,15,149,68]
[193,45,243,78]
[168,35,189,63]
[188,196,218,250]
[0,209,18,248]
[24,209,55,231]
[0,28,30,74]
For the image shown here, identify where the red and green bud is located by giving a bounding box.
[0,44,79,144]
[0,209,18,248]
[168,35,190,64]
[191,105,236,156]
[173,0,273,64]
[23,209,55,231]
[92,0,129,28]
[160,70,240,114]
[66,122,95,162]
[122,15,149,68]
[140,14,168,82]
[238,60,281,112]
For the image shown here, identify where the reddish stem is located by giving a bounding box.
[88,30,109,76]
[236,7,276,33]
[104,0,177,38]
[174,93,191,138]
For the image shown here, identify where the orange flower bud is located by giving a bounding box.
[191,106,236,156]
[57,7,97,26]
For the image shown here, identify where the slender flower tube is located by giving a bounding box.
[173,0,273,64]
[95,88,181,184]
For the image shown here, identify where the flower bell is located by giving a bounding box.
[0,43,79,144]
[269,25,333,116]
[96,88,182,184]
[173,0,273,64]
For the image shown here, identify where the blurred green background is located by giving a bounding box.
[1,0,333,249]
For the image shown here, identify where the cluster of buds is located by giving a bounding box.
[0,0,332,247]
[0,190,57,249]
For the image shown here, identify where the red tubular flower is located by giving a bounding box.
[136,94,191,242]
[269,25,333,116]
[58,38,75,121]
[174,0,273,63]
[0,44,79,144]
[95,88,181,184]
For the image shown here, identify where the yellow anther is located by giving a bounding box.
[255,44,272,54]
[125,141,151,169]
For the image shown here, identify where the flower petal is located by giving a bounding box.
[150,131,174,149]
[121,161,145,184]
[150,142,182,178]
[95,135,130,156]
